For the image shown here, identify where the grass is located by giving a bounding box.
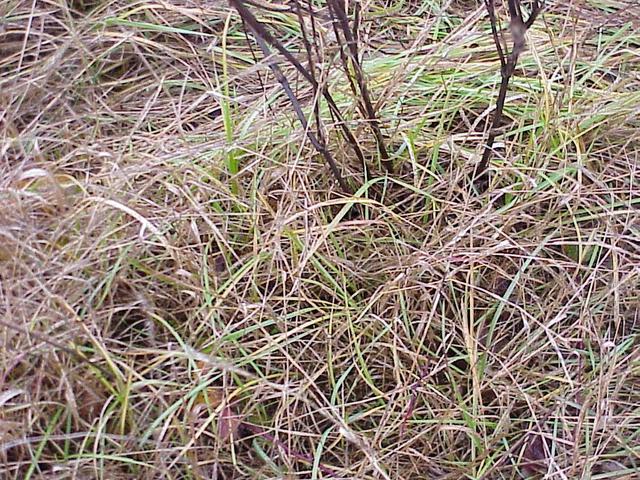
[1,0,639,478]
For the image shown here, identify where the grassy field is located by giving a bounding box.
[1,0,639,478]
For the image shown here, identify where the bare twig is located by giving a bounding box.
[253,32,352,193]
[473,0,544,191]
[229,0,369,190]
[292,0,326,158]
[327,0,393,173]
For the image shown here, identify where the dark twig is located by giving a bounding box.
[327,0,393,173]
[292,0,317,83]
[229,0,368,189]
[253,33,352,193]
[324,5,370,185]
[473,0,544,191]
[305,0,323,67]
[327,2,360,109]
[231,0,349,192]
[292,0,326,154]
[241,19,273,116]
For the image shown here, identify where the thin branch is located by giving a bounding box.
[485,0,507,70]
[327,2,361,115]
[229,0,352,193]
[292,0,317,83]
[327,0,393,173]
[525,1,542,28]
[292,0,325,150]
[473,0,544,191]
[255,34,352,193]
[229,0,368,183]
[323,2,371,186]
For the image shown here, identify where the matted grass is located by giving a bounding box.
[1,1,639,479]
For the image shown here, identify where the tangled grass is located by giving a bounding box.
[1,0,639,478]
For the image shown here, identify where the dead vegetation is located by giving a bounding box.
[1,0,639,478]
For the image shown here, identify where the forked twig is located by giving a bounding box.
[254,33,352,192]
[327,0,393,173]
[229,0,371,193]
[473,0,544,191]
[230,0,349,192]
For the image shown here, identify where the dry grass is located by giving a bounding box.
[1,0,639,479]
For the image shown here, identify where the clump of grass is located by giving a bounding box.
[1,1,639,479]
